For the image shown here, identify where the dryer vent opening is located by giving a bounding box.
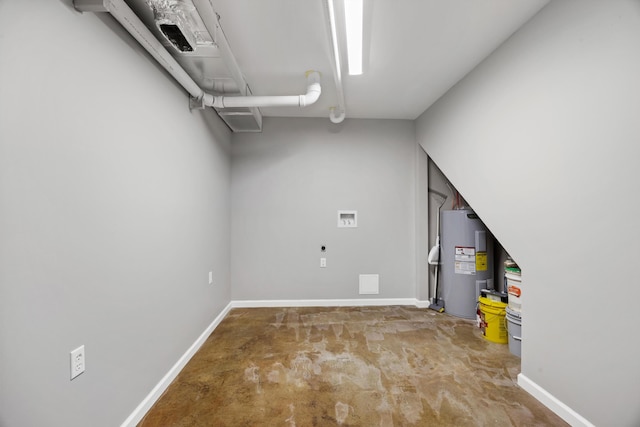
[159,24,194,52]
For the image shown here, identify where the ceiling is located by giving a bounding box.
[207,0,550,121]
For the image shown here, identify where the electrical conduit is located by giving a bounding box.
[324,0,346,123]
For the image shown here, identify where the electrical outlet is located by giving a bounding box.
[320,258,327,268]
[70,345,85,380]
[209,271,213,285]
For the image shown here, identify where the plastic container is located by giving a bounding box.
[478,297,508,344]
[480,289,508,303]
[505,272,522,312]
[506,307,522,357]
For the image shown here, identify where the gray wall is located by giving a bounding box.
[416,0,640,425]
[0,2,231,426]
[231,118,417,301]
[414,145,430,302]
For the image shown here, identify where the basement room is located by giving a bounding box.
[1,0,639,426]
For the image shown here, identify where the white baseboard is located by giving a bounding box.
[414,299,431,308]
[518,373,595,427]
[230,298,419,308]
[120,301,233,427]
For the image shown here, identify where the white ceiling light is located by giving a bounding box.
[344,0,363,75]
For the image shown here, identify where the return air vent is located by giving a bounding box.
[146,0,212,53]
[159,24,194,52]
[217,108,263,133]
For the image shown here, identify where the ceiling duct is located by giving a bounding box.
[145,0,210,53]
[74,0,321,132]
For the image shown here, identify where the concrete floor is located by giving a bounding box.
[139,306,568,426]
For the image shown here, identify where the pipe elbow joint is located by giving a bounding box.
[301,83,322,106]
[330,108,345,124]
[201,92,216,108]
[299,70,321,106]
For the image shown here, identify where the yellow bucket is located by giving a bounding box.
[478,297,508,344]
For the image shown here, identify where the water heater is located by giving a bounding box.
[440,209,493,319]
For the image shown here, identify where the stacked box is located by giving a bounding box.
[504,260,522,312]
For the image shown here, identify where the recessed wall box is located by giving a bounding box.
[338,210,357,228]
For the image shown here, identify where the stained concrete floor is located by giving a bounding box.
[139,306,568,426]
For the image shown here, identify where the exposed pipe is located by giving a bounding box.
[324,0,346,123]
[330,108,346,124]
[191,0,250,97]
[74,0,321,110]
[210,71,321,109]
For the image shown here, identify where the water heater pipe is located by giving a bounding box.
[73,0,321,110]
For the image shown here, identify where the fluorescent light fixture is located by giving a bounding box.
[328,0,342,79]
[344,0,363,75]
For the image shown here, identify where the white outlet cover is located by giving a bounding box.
[70,345,85,380]
[338,210,357,228]
[209,271,213,284]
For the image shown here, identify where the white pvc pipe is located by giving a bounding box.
[330,108,346,124]
[74,0,320,111]
[324,0,346,123]
[191,0,250,97]
[210,72,321,109]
